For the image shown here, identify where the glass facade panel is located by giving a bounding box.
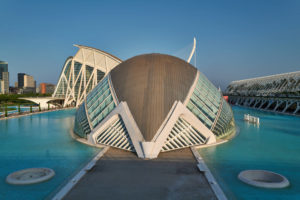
[74,102,91,138]
[97,70,105,83]
[64,61,72,79]
[212,98,235,137]
[74,62,82,80]
[54,78,67,98]
[86,76,116,129]
[74,73,82,98]
[86,65,94,83]
[186,72,235,138]
[73,76,117,138]
[53,60,73,98]
[186,73,221,130]
[86,79,93,95]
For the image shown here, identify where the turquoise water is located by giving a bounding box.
[200,106,300,199]
[0,106,39,115]
[0,109,100,199]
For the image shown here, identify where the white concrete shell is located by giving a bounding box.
[74,53,235,159]
[86,100,216,159]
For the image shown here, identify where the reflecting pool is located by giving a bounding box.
[0,109,100,199]
[0,106,39,115]
[200,106,300,199]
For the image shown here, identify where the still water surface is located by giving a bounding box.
[200,106,300,199]
[0,109,99,199]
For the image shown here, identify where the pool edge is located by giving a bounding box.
[51,146,110,200]
[191,146,227,200]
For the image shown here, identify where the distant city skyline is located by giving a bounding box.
[0,0,300,90]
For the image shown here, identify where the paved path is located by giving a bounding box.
[64,148,216,200]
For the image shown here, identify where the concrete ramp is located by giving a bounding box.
[64,148,216,200]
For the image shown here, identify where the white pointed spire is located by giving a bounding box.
[187,37,196,64]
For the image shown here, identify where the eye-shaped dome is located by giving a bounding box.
[110,54,197,141]
[74,52,235,159]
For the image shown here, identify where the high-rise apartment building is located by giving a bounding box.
[0,72,9,94]
[0,61,9,94]
[18,73,25,88]
[17,73,36,93]
[24,74,35,88]
[0,61,8,79]
[39,83,56,94]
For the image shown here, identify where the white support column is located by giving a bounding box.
[252,99,260,108]
[273,100,283,111]
[258,100,267,109]
[88,102,145,158]
[265,100,274,110]
[293,102,300,114]
[282,101,293,113]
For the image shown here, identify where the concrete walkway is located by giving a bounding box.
[64,148,216,200]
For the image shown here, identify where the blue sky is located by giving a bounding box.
[0,0,299,90]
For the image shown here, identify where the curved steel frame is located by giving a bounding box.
[52,45,122,107]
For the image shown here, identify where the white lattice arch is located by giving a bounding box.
[52,45,122,107]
